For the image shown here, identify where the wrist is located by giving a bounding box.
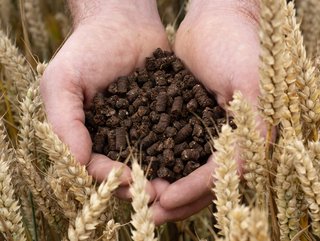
[187,0,260,25]
[68,0,159,26]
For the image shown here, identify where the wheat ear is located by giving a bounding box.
[274,131,300,240]
[281,2,303,138]
[229,91,266,205]
[212,124,240,236]
[23,0,49,59]
[0,119,25,240]
[130,156,156,241]
[290,140,320,237]
[258,0,289,126]
[35,121,92,204]
[284,2,320,140]
[17,82,60,226]
[0,29,33,99]
[68,167,122,241]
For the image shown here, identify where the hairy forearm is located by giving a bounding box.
[188,0,260,25]
[67,0,158,25]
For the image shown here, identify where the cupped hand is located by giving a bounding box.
[151,0,260,225]
[41,1,170,201]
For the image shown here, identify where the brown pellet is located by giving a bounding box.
[163,149,175,166]
[165,127,177,137]
[107,130,116,151]
[157,167,175,180]
[186,99,198,112]
[153,113,171,133]
[175,123,193,143]
[181,149,200,161]
[141,131,158,148]
[115,127,127,151]
[163,137,175,149]
[117,77,128,94]
[115,98,129,109]
[171,96,183,116]
[126,88,140,103]
[173,159,184,174]
[106,116,120,127]
[193,124,204,138]
[193,84,213,108]
[183,161,200,176]
[174,142,189,156]
[155,92,167,112]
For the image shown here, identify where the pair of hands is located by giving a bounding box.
[41,0,260,225]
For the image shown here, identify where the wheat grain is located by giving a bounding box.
[258,0,289,126]
[248,208,270,241]
[130,156,156,241]
[212,124,240,236]
[229,91,266,205]
[308,141,320,173]
[228,206,250,241]
[35,121,92,204]
[68,167,122,241]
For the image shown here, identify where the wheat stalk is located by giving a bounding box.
[68,167,122,241]
[212,124,240,236]
[229,91,266,206]
[130,156,156,241]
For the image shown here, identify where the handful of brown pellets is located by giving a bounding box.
[85,48,232,182]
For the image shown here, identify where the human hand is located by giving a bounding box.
[151,0,260,225]
[41,0,169,201]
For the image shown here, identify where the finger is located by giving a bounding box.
[159,156,217,210]
[114,181,156,203]
[152,193,213,226]
[150,178,170,201]
[86,153,132,184]
[41,64,91,166]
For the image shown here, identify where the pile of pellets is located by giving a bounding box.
[85,48,232,182]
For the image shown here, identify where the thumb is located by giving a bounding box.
[41,62,91,165]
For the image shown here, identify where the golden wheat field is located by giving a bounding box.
[1,0,320,240]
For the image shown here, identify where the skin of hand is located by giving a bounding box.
[40,0,170,201]
[151,0,261,225]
